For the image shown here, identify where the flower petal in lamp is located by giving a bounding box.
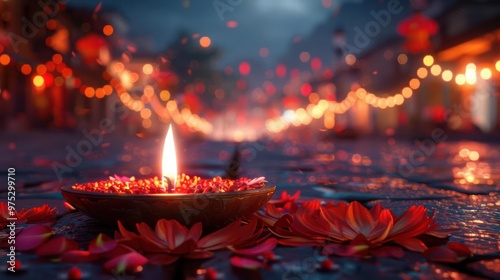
[61,125,275,230]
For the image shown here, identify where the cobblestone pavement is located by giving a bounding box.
[1,131,499,279]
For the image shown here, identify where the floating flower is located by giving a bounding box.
[228,237,278,270]
[265,200,460,257]
[268,191,300,206]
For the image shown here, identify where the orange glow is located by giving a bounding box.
[455,74,465,85]
[95,88,105,98]
[417,67,428,79]
[442,70,453,82]
[103,25,114,36]
[397,54,408,65]
[402,87,413,98]
[345,54,356,66]
[142,64,153,75]
[103,85,113,95]
[430,64,442,76]
[465,63,476,85]
[37,64,47,75]
[0,54,10,65]
[62,68,72,78]
[84,87,95,98]
[423,55,434,66]
[52,54,63,64]
[496,60,500,72]
[409,78,420,89]
[162,125,178,189]
[199,36,211,48]
[33,75,45,87]
[21,64,32,75]
[46,19,57,30]
[480,68,492,80]
[469,151,479,161]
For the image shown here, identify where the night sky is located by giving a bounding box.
[66,1,444,69]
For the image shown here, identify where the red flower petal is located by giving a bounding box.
[88,233,117,255]
[198,219,242,250]
[35,236,79,257]
[424,246,460,263]
[104,244,136,259]
[18,204,56,223]
[229,238,277,257]
[346,201,375,237]
[322,244,369,257]
[17,225,53,251]
[184,251,214,259]
[147,253,179,265]
[446,242,472,258]
[60,250,98,263]
[393,237,427,252]
[371,246,405,258]
[103,252,148,273]
[230,256,263,270]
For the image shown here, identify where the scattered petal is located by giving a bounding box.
[88,233,117,255]
[230,256,263,270]
[229,238,277,257]
[36,236,79,257]
[103,252,148,273]
[17,225,53,251]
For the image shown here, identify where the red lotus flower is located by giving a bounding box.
[114,217,266,265]
[265,200,460,257]
[268,191,300,207]
[0,202,56,229]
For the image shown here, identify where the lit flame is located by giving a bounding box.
[162,125,177,189]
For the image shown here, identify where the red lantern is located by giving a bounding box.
[397,13,438,54]
[75,33,107,64]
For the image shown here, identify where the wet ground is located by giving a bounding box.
[1,131,499,279]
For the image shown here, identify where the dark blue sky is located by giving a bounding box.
[68,0,410,68]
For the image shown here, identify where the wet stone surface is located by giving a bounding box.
[1,131,499,279]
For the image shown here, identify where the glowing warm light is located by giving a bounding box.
[33,75,45,87]
[199,36,211,48]
[423,55,434,66]
[459,148,470,158]
[417,67,428,79]
[37,64,47,75]
[103,25,114,36]
[455,74,465,85]
[397,54,408,65]
[402,87,412,98]
[469,151,479,161]
[140,108,152,119]
[465,63,476,85]
[394,94,404,105]
[21,64,32,75]
[162,125,178,189]
[345,54,356,66]
[409,78,420,89]
[84,87,95,98]
[142,64,153,75]
[496,60,500,72]
[430,64,442,76]
[0,54,10,65]
[480,68,492,80]
[52,53,63,64]
[442,70,453,82]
